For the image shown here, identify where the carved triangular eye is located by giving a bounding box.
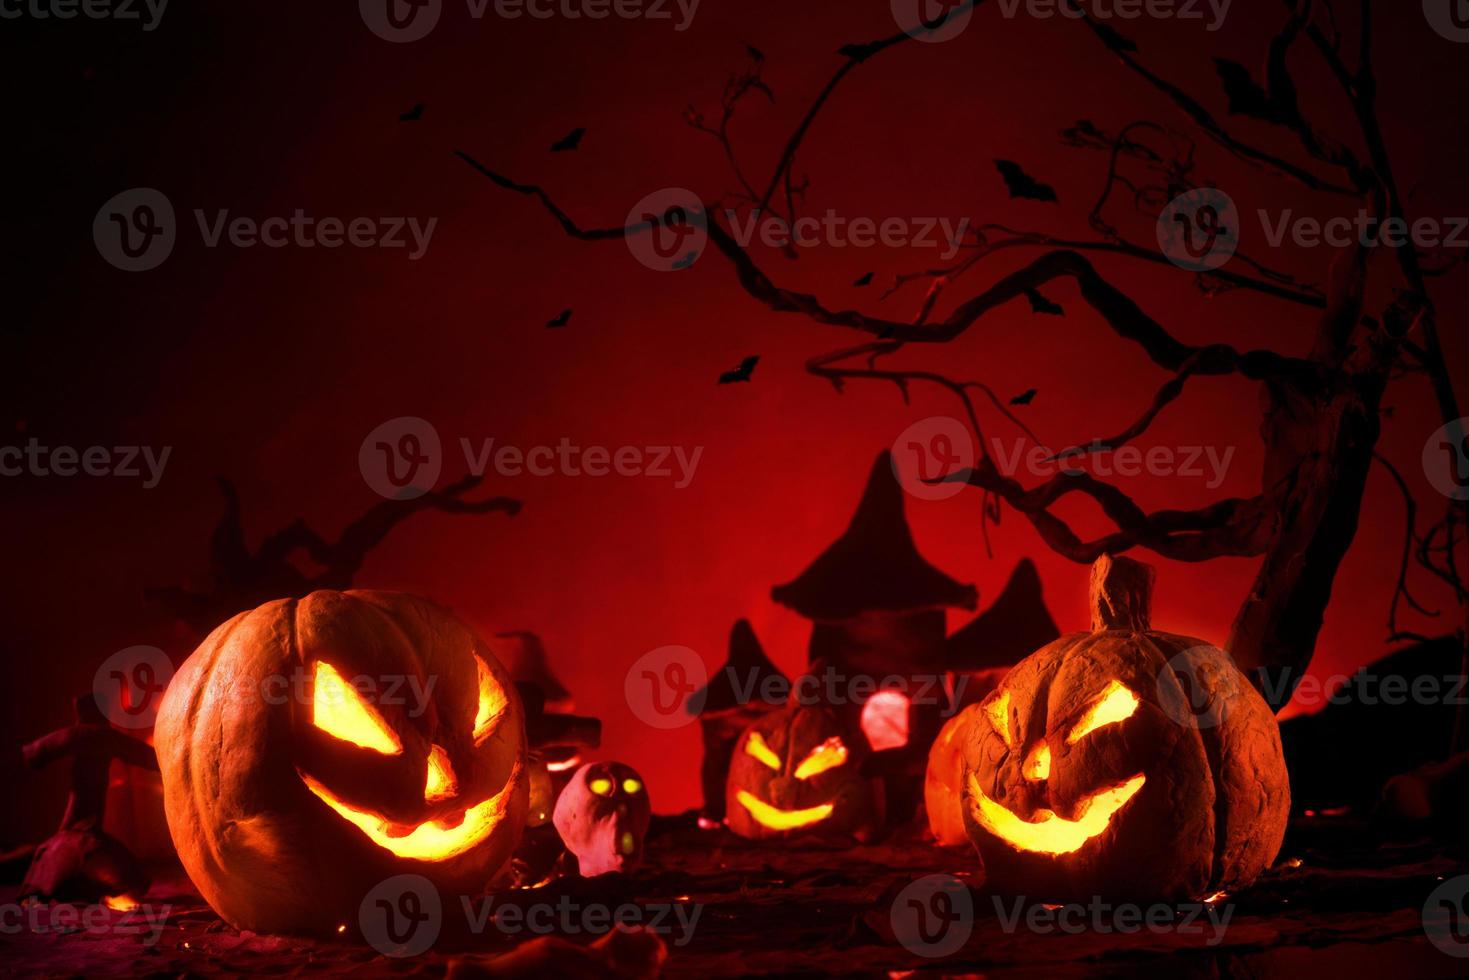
[312,661,402,755]
[473,657,507,744]
[1066,680,1139,744]
[743,731,781,771]
[793,737,847,780]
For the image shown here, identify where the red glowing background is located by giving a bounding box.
[4,1,1467,843]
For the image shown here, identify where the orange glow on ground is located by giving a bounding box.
[300,764,519,861]
[968,772,1145,855]
[734,790,834,831]
[103,895,138,912]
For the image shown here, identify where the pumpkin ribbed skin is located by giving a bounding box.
[155,591,528,934]
[960,557,1289,902]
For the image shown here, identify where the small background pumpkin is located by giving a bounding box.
[726,701,883,842]
[961,555,1289,902]
[155,590,529,934]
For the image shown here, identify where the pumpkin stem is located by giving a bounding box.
[1089,554,1154,632]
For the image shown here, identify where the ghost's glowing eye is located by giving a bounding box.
[793,737,848,780]
[589,777,615,797]
[985,690,1012,748]
[312,662,402,755]
[1066,680,1140,744]
[473,656,507,744]
[622,778,643,795]
[744,732,781,771]
[425,745,457,802]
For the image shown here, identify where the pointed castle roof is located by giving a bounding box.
[771,451,977,622]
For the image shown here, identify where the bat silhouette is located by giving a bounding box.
[718,356,760,384]
[551,128,585,152]
[853,271,874,287]
[546,309,572,329]
[1025,288,1064,316]
[995,160,1058,203]
[1009,388,1038,406]
[745,43,765,62]
[399,103,424,122]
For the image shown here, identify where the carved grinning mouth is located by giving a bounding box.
[967,772,1146,856]
[300,765,520,862]
[733,790,834,831]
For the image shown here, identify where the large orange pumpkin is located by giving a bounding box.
[960,555,1289,902]
[924,702,985,846]
[155,591,528,933]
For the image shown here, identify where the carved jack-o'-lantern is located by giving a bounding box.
[961,556,1289,902]
[924,702,985,846]
[553,761,650,876]
[726,703,883,841]
[155,591,529,934]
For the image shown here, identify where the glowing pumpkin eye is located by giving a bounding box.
[1023,742,1051,781]
[622,778,642,795]
[1066,680,1140,744]
[425,745,457,802]
[793,737,848,780]
[473,656,507,744]
[589,777,614,797]
[743,731,781,771]
[312,662,402,755]
[984,690,1012,748]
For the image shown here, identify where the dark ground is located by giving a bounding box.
[1,812,1466,978]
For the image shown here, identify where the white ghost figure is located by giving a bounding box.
[552,761,650,876]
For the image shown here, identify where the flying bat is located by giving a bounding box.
[546,309,572,329]
[551,127,585,152]
[995,159,1058,202]
[718,356,760,384]
[399,103,424,122]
